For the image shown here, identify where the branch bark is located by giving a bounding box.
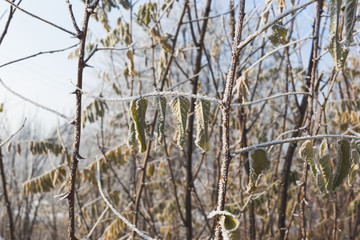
[67,2,99,239]
[215,0,246,238]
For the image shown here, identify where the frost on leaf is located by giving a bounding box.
[299,140,318,177]
[195,99,211,151]
[344,0,358,45]
[267,24,288,46]
[156,96,167,145]
[318,139,333,191]
[127,105,136,147]
[220,214,240,239]
[23,165,67,195]
[129,98,148,152]
[348,163,359,186]
[170,97,190,149]
[333,139,351,189]
[246,148,270,193]
[328,0,349,69]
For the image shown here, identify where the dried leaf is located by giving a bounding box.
[156,96,167,145]
[170,97,190,149]
[23,165,67,195]
[220,214,239,232]
[299,140,318,177]
[348,163,359,186]
[344,0,358,45]
[333,139,351,189]
[246,148,270,193]
[318,139,333,191]
[328,0,349,69]
[195,100,211,151]
[129,99,148,152]
[268,24,288,46]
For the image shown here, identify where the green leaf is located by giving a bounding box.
[195,99,211,152]
[170,97,190,149]
[130,98,148,152]
[299,140,318,177]
[156,96,167,145]
[268,24,288,46]
[333,139,351,189]
[0,103,3,112]
[344,0,358,45]
[246,148,270,193]
[318,139,333,191]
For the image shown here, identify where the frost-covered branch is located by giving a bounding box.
[0,44,79,68]
[237,0,316,50]
[76,84,311,108]
[231,134,360,156]
[96,159,156,240]
[4,0,77,36]
[231,92,311,107]
[0,79,72,122]
[243,36,313,74]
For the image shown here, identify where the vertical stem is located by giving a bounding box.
[333,192,337,240]
[299,0,322,238]
[185,0,212,239]
[278,1,323,238]
[67,2,99,239]
[0,144,15,240]
[215,0,246,238]
[130,3,189,238]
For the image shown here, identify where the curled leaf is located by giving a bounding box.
[318,139,333,191]
[156,96,167,145]
[127,108,136,147]
[195,100,211,151]
[299,140,318,177]
[328,0,349,69]
[344,0,358,45]
[130,98,148,152]
[170,97,190,149]
[333,139,351,189]
[348,163,359,186]
[246,148,270,193]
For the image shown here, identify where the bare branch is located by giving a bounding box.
[0,44,79,68]
[0,79,72,122]
[3,0,77,37]
[96,159,156,240]
[0,118,26,147]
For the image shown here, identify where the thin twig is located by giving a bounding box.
[0,79,72,122]
[4,0,77,36]
[231,134,360,156]
[0,44,79,68]
[65,0,81,34]
[237,0,316,51]
[81,206,109,240]
[0,118,26,147]
[96,159,156,240]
